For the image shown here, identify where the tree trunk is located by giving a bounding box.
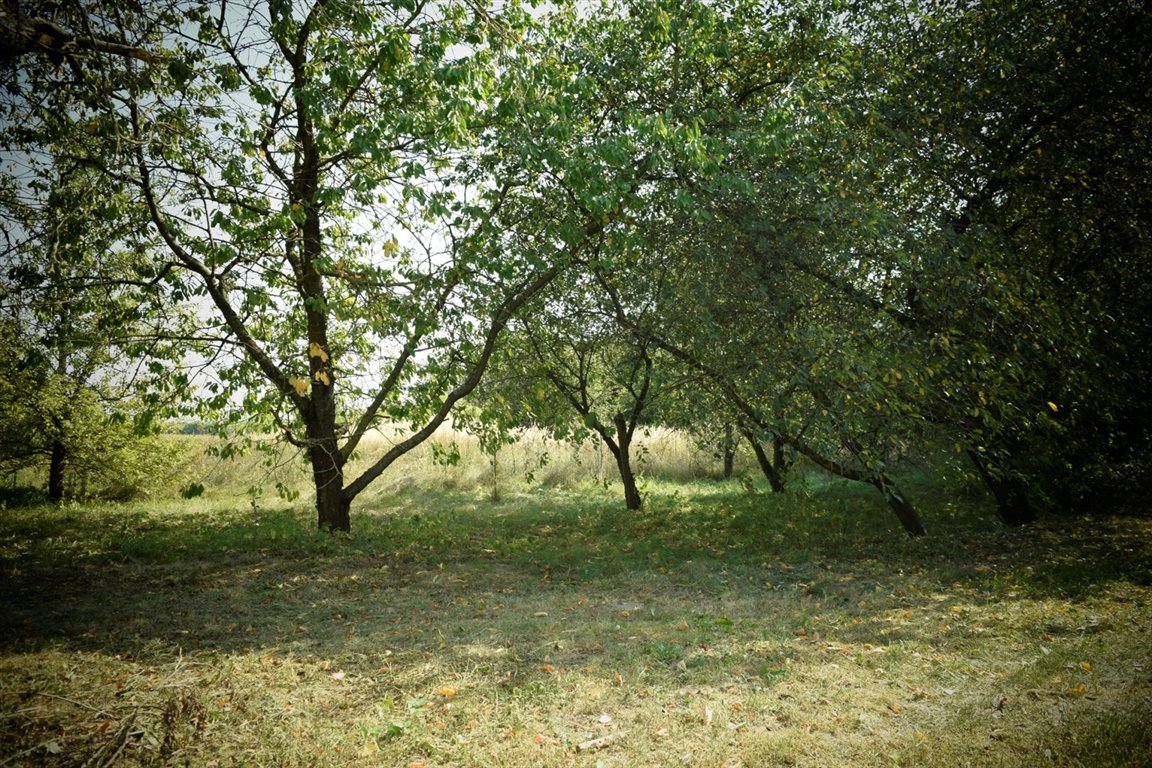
[307,388,348,531]
[312,441,349,532]
[744,430,785,493]
[967,449,1035,526]
[48,439,66,503]
[871,476,926,536]
[611,414,642,511]
[616,453,642,511]
[304,381,346,531]
[722,423,736,479]
[789,439,926,536]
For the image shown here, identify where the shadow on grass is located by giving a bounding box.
[2,480,1150,669]
[3,479,1151,768]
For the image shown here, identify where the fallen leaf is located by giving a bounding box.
[540,664,555,673]
[577,734,621,752]
[437,686,458,698]
[613,673,623,686]
[358,742,378,756]
[1079,661,1092,672]
[331,671,346,680]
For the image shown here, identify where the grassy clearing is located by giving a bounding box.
[1,442,1151,767]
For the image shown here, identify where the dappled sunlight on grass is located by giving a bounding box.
[1,479,1150,766]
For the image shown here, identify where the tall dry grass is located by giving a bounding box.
[167,425,742,507]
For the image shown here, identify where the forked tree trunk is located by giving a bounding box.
[611,414,643,511]
[744,430,785,493]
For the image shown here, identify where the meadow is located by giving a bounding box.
[1,430,1150,767]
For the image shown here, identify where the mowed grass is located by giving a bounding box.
[1,453,1151,767]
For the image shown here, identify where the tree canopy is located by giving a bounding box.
[2,0,1147,532]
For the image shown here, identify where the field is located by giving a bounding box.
[1,431,1150,767]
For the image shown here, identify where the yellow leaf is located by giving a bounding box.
[308,342,329,362]
[437,686,458,698]
[1079,661,1092,672]
[314,370,331,386]
[291,378,309,396]
[358,742,379,757]
[1048,401,1059,412]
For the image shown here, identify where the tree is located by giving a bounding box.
[815,0,1152,520]
[44,0,683,531]
[109,0,594,530]
[569,0,930,534]
[605,0,1150,530]
[487,271,661,511]
[0,159,171,501]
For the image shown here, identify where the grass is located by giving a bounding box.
[1,437,1151,767]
